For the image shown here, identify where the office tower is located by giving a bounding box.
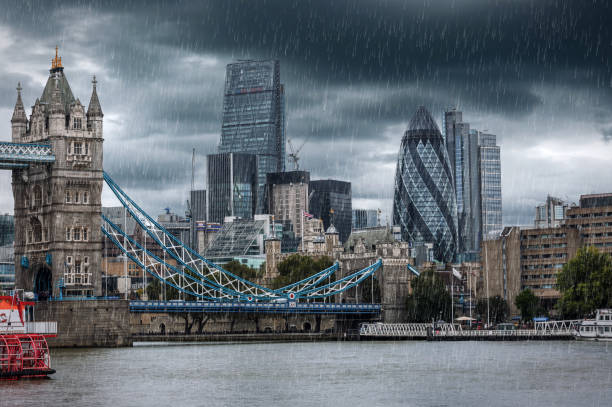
[352,209,379,229]
[477,132,502,239]
[218,60,286,214]
[207,152,257,224]
[534,195,568,229]
[309,180,352,243]
[0,214,14,246]
[265,170,310,239]
[444,109,481,259]
[393,106,458,263]
[189,189,206,249]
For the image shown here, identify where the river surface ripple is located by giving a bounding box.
[2,340,611,407]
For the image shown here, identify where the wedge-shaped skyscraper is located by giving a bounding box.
[393,106,458,263]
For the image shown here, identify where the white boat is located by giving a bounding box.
[575,309,612,341]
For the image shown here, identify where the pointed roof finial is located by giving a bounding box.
[51,46,63,70]
[12,82,27,123]
[87,74,103,118]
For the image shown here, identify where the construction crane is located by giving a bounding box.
[287,137,309,170]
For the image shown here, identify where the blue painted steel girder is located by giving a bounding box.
[130,300,382,315]
[0,141,55,169]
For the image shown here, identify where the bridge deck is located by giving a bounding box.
[0,141,55,169]
[130,300,381,314]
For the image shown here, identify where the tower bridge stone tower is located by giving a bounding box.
[11,48,104,297]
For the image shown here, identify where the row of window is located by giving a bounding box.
[523,263,565,270]
[521,243,567,249]
[65,190,89,204]
[522,253,566,260]
[521,274,556,280]
[580,326,611,333]
[577,223,612,228]
[520,284,556,290]
[67,141,91,156]
[64,255,91,285]
[522,233,567,240]
[65,227,90,241]
[568,212,612,219]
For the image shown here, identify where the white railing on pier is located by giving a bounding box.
[360,323,458,337]
[360,322,578,338]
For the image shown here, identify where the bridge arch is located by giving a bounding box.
[33,264,52,300]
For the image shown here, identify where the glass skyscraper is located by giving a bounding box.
[207,153,258,224]
[309,180,352,244]
[393,106,458,263]
[218,60,286,214]
[476,131,502,239]
[444,110,481,259]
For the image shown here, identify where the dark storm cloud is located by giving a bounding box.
[0,0,611,223]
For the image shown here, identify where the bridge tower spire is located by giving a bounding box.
[11,82,27,142]
[87,75,103,136]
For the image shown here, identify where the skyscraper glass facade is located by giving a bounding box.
[445,110,481,259]
[477,132,502,239]
[309,180,352,244]
[218,60,286,214]
[393,106,458,263]
[207,153,258,224]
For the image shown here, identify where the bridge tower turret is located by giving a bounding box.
[12,48,104,299]
[11,83,27,142]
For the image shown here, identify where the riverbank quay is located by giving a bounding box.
[359,323,577,341]
[132,332,344,344]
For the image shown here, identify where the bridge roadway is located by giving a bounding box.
[130,300,381,315]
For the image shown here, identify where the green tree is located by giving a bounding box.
[475,295,509,324]
[514,289,540,322]
[223,260,263,281]
[271,254,334,290]
[146,277,180,301]
[556,246,612,318]
[405,269,452,322]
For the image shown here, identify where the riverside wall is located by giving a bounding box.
[34,300,132,347]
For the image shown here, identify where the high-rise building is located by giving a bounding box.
[393,106,458,263]
[0,244,15,293]
[477,131,503,239]
[534,195,568,229]
[309,180,352,243]
[189,189,206,249]
[218,60,286,214]
[207,152,258,224]
[265,170,310,239]
[444,110,481,259]
[352,209,379,229]
[0,214,14,247]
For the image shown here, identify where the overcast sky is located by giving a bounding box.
[0,0,610,226]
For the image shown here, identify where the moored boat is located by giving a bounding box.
[575,309,612,341]
[0,292,57,379]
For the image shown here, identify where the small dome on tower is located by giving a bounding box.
[325,224,338,235]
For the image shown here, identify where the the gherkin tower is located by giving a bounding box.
[392,106,458,263]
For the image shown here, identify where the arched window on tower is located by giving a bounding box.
[31,218,42,243]
[33,185,42,208]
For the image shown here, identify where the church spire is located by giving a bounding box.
[11,82,27,123]
[87,75,103,117]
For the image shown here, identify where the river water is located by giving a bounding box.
[2,340,611,406]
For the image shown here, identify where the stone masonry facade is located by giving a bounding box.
[11,50,103,297]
